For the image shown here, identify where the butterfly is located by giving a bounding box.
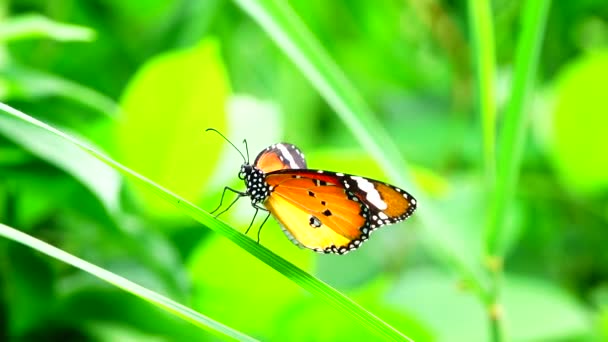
[207,129,417,255]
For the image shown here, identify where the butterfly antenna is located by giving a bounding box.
[242,139,250,164]
[205,128,247,164]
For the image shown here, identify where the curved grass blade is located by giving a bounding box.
[2,62,119,118]
[0,14,95,42]
[0,223,257,342]
[0,102,414,341]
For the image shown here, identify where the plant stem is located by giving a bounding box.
[467,0,503,339]
[484,0,552,341]
[468,0,497,191]
[486,0,552,257]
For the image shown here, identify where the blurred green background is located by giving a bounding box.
[1,0,608,341]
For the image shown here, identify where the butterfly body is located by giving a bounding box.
[219,141,417,255]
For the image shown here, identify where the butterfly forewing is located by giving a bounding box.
[342,175,416,227]
[254,143,306,173]
[263,170,416,254]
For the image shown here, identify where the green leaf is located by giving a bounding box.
[0,222,256,342]
[0,103,415,341]
[117,39,227,215]
[0,14,95,42]
[551,51,608,193]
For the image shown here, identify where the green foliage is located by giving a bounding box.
[117,39,227,215]
[552,51,608,193]
[1,0,607,341]
[0,222,255,341]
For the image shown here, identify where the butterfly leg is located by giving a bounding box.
[244,207,259,235]
[256,211,271,244]
[245,203,269,243]
[210,186,247,217]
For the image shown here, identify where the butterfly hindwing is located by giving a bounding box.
[254,143,306,173]
[264,170,416,254]
[264,174,367,254]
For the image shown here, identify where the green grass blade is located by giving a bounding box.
[2,63,119,117]
[484,2,551,340]
[0,223,257,342]
[467,0,497,188]
[466,0,501,339]
[233,0,488,300]
[486,0,552,257]
[0,14,95,42]
[0,102,414,342]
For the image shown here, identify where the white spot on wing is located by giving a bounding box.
[378,212,389,220]
[351,176,387,210]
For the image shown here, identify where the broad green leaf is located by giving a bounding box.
[0,222,256,342]
[0,14,95,42]
[117,39,227,215]
[551,51,608,193]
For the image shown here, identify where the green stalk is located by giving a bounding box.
[486,0,552,262]
[468,0,497,189]
[467,0,501,339]
[485,1,552,341]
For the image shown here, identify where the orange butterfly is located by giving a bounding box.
[208,129,417,255]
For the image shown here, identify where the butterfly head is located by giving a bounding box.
[238,164,249,180]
